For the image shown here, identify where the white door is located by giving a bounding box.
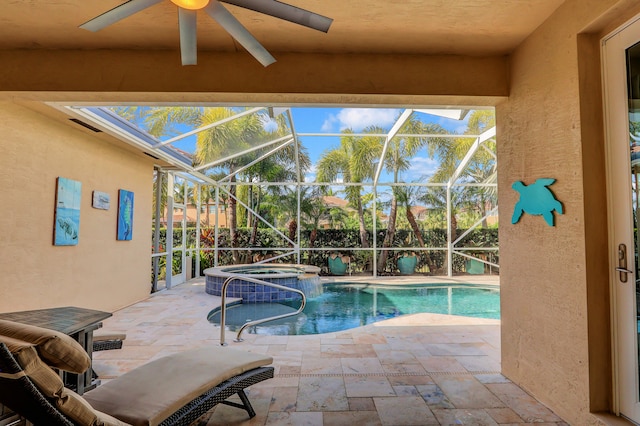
[603,14,640,422]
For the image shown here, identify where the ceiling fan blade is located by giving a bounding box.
[204,1,276,67]
[80,0,164,32]
[220,0,332,33]
[178,8,198,65]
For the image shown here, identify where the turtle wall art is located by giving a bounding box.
[511,178,563,226]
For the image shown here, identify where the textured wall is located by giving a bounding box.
[0,101,154,312]
[496,0,632,423]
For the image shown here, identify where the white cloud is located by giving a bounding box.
[336,108,399,131]
[261,116,278,132]
[407,156,439,178]
[321,115,337,132]
[304,165,318,182]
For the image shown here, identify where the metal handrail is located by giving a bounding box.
[219,275,307,345]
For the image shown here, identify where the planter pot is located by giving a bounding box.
[465,259,485,275]
[397,255,417,275]
[328,255,349,275]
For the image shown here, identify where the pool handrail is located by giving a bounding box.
[219,275,307,345]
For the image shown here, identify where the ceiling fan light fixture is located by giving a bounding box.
[170,0,210,10]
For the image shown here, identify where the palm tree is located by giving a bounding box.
[242,136,311,232]
[316,129,380,252]
[419,186,466,241]
[429,110,496,183]
[376,115,449,272]
[136,106,292,263]
[152,170,167,223]
[395,185,438,273]
[427,109,497,228]
[269,186,316,244]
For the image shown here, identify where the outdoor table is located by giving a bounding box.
[0,306,112,395]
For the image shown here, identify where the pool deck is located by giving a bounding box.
[93,275,568,425]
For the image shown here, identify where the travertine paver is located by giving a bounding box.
[432,408,499,425]
[374,396,439,425]
[91,277,569,426]
[486,383,563,422]
[322,411,382,426]
[343,375,395,398]
[431,375,504,409]
[296,376,349,411]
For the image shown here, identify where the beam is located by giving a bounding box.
[0,51,509,101]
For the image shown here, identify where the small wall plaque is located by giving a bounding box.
[92,191,110,210]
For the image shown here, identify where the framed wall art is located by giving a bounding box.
[92,191,110,210]
[53,177,82,246]
[117,189,134,241]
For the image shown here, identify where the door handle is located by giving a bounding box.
[618,243,633,283]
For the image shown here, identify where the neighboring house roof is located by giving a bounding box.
[322,196,349,208]
[409,206,428,218]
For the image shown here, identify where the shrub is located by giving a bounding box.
[152,227,499,276]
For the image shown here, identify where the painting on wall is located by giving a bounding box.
[92,191,110,210]
[117,189,134,241]
[53,177,82,246]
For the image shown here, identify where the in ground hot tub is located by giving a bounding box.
[204,264,321,302]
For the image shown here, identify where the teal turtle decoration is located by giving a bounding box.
[511,178,563,226]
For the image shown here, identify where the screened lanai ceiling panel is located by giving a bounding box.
[58,104,496,191]
[107,106,295,173]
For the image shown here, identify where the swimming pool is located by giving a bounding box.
[207,283,500,336]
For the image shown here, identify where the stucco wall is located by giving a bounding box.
[0,101,155,313]
[496,0,634,423]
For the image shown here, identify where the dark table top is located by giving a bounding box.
[0,306,112,336]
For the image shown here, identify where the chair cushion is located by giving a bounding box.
[0,319,90,373]
[84,346,273,426]
[96,410,132,426]
[1,336,65,400]
[0,336,129,426]
[93,331,127,342]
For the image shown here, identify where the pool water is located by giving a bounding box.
[208,283,500,336]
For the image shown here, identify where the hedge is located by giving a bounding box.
[153,227,499,276]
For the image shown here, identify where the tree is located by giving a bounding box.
[376,114,449,272]
[134,106,299,264]
[241,130,311,248]
[316,129,380,253]
[419,186,468,241]
[426,109,497,229]
[152,170,167,223]
[395,185,438,273]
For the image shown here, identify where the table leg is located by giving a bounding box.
[63,325,101,395]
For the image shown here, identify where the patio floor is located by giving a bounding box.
[93,277,568,426]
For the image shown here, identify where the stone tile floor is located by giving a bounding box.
[93,278,568,426]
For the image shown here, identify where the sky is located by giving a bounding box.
[114,105,479,184]
[287,107,472,183]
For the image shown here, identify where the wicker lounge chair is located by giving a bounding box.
[0,320,274,426]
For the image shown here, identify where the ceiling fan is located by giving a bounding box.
[80,0,333,66]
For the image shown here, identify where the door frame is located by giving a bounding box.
[602,13,640,418]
